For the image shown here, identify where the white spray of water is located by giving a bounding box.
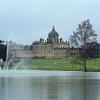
[3,32,25,70]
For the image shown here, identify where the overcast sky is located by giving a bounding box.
[0,0,100,44]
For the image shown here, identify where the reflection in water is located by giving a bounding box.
[85,79,100,100]
[0,77,100,100]
[47,77,58,100]
[0,78,6,100]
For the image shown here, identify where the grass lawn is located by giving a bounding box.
[30,58,100,71]
[31,59,81,71]
[87,58,100,71]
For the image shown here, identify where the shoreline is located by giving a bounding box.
[0,70,100,79]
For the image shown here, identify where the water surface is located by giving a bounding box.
[0,71,100,100]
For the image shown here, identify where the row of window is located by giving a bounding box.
[54,52,66,57]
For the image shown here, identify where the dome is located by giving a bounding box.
[48,26,59,38]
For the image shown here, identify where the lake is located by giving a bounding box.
[0,70,100,100]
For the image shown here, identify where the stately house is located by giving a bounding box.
[31,26,70,58]
[12,26,70,58]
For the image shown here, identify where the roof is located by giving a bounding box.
[48,26,59,38]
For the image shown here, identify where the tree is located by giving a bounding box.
[0,40,5,43]
[0,40,7,61]
[69,19,97,72]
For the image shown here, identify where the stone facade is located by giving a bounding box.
[31,42,69,58]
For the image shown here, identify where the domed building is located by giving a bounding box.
[12,26,70,58]
[47,26,59,43]
[31,26,70,58]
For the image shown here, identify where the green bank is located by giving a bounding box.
[28,58,100,72]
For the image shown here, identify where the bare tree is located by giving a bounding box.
[69,19,97,72]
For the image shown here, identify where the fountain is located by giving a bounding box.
[0,40,25,70]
